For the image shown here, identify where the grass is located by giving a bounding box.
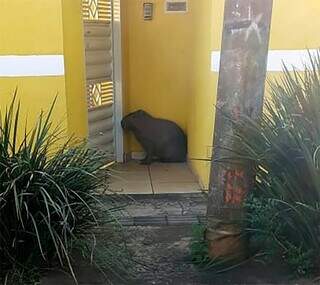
[0,95,131,284]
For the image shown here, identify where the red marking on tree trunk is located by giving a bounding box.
[224,169,247,205]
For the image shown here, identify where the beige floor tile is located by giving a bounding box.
[109,180,153,194]
[152,182,201,194]
[149,163,197,183]
[111,161,148,172]
[108,162,152,194]
[109,170,150,182]
[109,161,150,182]
[108,161,201,194]
[149,162,189,170]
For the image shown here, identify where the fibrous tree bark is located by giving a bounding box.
[206,0,273,260]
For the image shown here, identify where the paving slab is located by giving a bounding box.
[108,162,202,195]
[149,163,198,183]
[118,193,207,218]
[152,181,201,194]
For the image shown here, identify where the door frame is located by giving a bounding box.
[112,0,124,162]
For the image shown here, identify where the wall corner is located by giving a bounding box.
[61,0,88,140]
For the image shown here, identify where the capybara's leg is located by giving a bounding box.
[139,142,154,165]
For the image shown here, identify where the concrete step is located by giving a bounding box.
[119,214,206,226]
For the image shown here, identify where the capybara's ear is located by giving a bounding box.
[121,118,125,129]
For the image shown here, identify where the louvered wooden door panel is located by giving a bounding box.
[83,0,115,157]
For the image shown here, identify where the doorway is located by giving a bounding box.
[82,0,123,162]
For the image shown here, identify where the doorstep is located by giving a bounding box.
[108,161,203,195]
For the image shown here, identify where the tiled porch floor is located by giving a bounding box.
[109,161,202,194]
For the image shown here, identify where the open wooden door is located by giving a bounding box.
[82,0,118,158]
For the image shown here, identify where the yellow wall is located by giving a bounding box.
[265,1,320,107]
[269,0,320,50]
[122,0,195,151]
[0,0,87,142]
[0,1,64,54]
[61,0,88,139]
[0,0,67,135]
[188,0,320,188]
[187,0,224,189]
[2,0,319,189]
[122,0,320,190]
[121,0,224,188]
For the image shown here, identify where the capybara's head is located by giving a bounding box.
[121,110,148,130]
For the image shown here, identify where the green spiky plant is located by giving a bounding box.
[0,95,130,284]
[224,52,320,276]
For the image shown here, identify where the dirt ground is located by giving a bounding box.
[121,225,314,285]
[41,194,317,285]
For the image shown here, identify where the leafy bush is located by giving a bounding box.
[190,224,212,269]
[0,98,127,284]
[229,52,320,276]
[245,195,317,276]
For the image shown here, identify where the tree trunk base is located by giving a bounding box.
[206,224,247,261]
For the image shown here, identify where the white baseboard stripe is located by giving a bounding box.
[211,49,318,72]
[211,51,221,73]
[0,55,65,77]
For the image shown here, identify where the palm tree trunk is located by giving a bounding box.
[206,0,273,260]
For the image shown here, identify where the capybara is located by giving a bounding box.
[121,110,187,164]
